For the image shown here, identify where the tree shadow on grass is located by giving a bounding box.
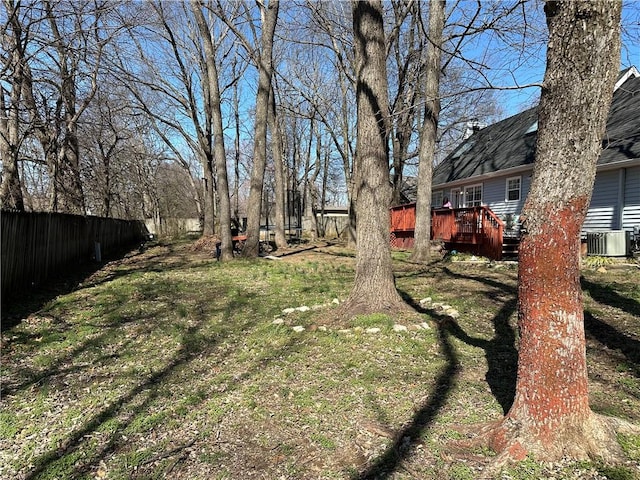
[358,266,639,478]
[1,243,187,331]
[581,277,640,376]
[21,287,307,480]
[434,267,519,413]
[356,271,520,479]
[23,322,211,480]
[398,286,518,414]
[1,276,185,397]
[352,303,460,480]
[584,311,640,377]
[443,299,518,413]
[581,276,640,318]
[1,237,308,479]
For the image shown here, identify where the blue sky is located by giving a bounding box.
[493,1,640,117]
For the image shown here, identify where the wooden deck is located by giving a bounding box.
[390,204,507,260]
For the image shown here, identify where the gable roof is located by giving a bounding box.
[433,69,640,187]
[601,73,640,165]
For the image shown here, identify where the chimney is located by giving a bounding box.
[463,119,485,139]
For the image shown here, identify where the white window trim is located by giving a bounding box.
[463,184,483,207]
[505,176,522,202]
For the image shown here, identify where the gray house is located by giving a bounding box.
[431,67,640,255]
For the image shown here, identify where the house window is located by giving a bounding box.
[464,184,482,207]
[432,191,444,208]
[506,176,521,201]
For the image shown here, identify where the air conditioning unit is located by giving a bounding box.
[586,230,630,256]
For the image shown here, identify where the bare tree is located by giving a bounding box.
[80,89,126,218]
[268,83,288,250]
[0,0,27,211]
[388,0,423,206]
[479,0,638,466]
[224,0,280,257]
[409,0,445,263]
[140,0,215,233]
[190,0,234,260]
[21,0,113,214]
[338,0,409,317]
[283,1,356,243]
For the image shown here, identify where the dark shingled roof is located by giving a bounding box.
[601,74,640,164]
[433,73,640,186]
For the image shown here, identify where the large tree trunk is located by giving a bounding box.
[56,131,86,215]
[488,0,623,463]
[243,0,279,258]
[410,0,445,263]
[201,156,215,235]
[190,0,234,260]
[0,87,24,211]
[307,123,322,242]
[0,2,26,211]
[232,58,242,223]
[338,0,408,317]
[269,85,288,250]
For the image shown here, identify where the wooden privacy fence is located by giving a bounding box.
[1,211,147,301]
[389,202,417,249]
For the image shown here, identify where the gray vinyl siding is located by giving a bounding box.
[623,166,640,230]
[434,164,638,235]
[480,174,530,219]
[438,174,531,218]
[584,170,621,231]
[483,174,530,235]
[434,173,532,235]
[435,174,531,218]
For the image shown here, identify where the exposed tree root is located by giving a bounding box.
[448,414,640,478]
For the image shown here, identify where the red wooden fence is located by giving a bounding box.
[389,203,417,249]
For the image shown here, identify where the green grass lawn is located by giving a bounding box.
[1,241,639,479]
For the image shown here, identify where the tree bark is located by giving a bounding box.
[269,84,288,250]
[338,0,408,317]
[488,0,623,463]
[307,120,322,241]
[190,0,234,260]
[232,57,242,223]
[243,0,279,258]
[410,0,445,263]
[0,0,25,211]
[0,84,24,212]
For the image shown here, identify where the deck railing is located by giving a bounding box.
[431,207,504,260]
[390,204,505,260]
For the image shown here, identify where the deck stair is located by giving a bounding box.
[502,236,520,258]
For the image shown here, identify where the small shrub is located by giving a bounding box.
[583,255,615,269]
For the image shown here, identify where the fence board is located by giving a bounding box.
[1,211,147,302]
